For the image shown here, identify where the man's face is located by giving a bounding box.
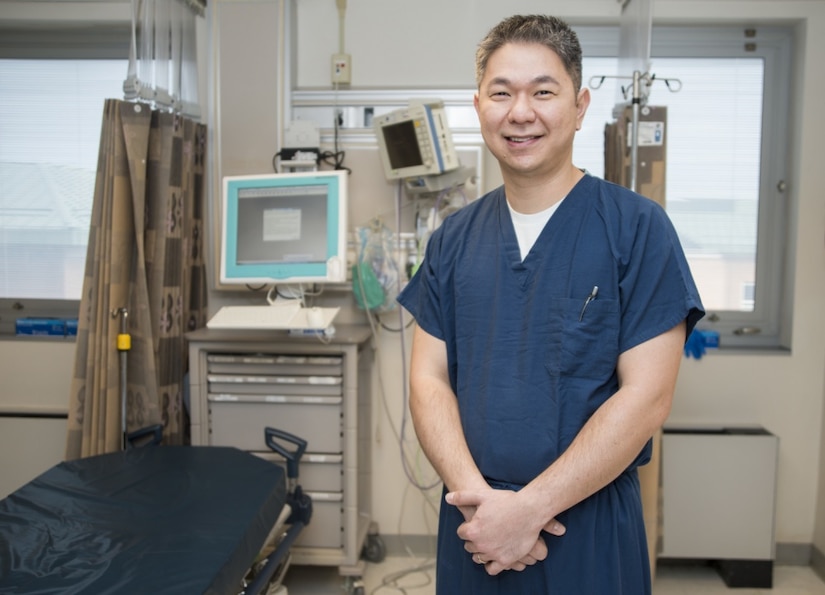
[474,42,589,180]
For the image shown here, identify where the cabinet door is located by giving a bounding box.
[661,431,778,559]
[0,417,67,499]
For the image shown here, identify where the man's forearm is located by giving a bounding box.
[518,322,685,525]
[408,326,488,493]
[409,375,487,493]
[521,383,670,522]
[447,379,667,573]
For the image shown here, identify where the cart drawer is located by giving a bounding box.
[296,491,343,549]
[208,395,342,453]
[208,374,342,397]
[252,451,343,492]
[207,353,343,377]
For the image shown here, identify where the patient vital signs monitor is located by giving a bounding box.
[374,100,460,180]
[220,170,348,286]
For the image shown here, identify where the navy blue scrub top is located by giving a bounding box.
[397,174,704,594]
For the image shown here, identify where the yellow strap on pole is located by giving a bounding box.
[117,333,131,352]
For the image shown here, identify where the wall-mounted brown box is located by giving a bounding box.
[604,105,667,208]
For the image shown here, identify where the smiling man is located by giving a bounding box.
[397,14,704,594]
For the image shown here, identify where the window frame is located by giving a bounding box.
[0,24,131,336]
[646,26,792,350]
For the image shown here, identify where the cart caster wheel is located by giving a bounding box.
[362,532,386,563]
[343,576,365,595]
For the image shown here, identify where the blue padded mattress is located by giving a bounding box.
[0,446,286,595]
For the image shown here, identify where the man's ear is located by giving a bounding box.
[575,87,591,130]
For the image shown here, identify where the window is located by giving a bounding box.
[575,26,791,348]
[741,282,756,311]
[0,25,130,331]
[0,59,128,299]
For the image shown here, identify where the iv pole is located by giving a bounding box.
[589,0,680,194]
[589,71,681,193]
[630,72,643,193]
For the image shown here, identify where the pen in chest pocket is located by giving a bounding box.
[578,286,599,322]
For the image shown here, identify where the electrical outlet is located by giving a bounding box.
[331,53,351,85]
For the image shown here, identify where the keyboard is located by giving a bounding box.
[206,302,339,330]
[207,303,301,330]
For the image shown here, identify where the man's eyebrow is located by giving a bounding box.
[487,74,562,86]
[534,74,561,85]
[487,76,511,87]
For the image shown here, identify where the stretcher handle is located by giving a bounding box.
[264,427,307,480]
[125,424,164,448]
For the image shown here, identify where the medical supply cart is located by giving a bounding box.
[187,325,381,591]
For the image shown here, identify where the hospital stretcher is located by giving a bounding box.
[0,428,311,595]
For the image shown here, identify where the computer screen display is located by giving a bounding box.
[381,120,424,170]
[220,170,348,286]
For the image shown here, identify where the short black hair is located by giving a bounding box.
[475,14,583,92]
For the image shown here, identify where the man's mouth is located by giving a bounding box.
[506,136,539,143]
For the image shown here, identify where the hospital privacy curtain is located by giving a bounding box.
[66,99,208,459]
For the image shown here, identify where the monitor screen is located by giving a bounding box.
[220,170,348,286]
[381,120,424,170]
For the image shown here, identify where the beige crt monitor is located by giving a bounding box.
[373,100,460,180]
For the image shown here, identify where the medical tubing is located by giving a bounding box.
[395,180,441,492]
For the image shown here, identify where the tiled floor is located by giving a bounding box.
[281,557,825,594]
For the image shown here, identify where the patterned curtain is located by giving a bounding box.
[66,99,207,459]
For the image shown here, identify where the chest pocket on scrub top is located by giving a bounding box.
[546,296,620,378]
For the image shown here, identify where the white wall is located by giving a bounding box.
[1,0,823,560]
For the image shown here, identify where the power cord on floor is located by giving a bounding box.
[369,558,435,595]
[367,482,439,594]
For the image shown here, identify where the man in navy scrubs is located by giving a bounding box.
[397,14,704,594]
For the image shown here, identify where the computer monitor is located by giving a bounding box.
[219,170,348,287]
[374,100,460,180]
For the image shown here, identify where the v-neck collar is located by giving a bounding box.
[498,174,593,280]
